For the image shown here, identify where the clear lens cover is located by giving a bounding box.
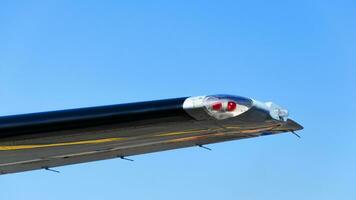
[204,95,252,120]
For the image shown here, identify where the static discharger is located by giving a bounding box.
[291,131,301,138]
[197,144,212,151]
[44,167,60,173]
[119,156,134,162]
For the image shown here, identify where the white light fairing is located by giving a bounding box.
[183,95,253,120]
[252,99,289,121]
[182,96,208,120]
[184,95,289,121]
[203,96,250,120]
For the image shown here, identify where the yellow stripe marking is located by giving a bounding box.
[167,133,226,143]
[0,138,126,151]
[155,129,207,137]
[0,125,278,151]
[0,129,208,151]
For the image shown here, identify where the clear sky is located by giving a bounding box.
[0,1,355,199]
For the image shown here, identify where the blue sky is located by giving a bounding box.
[0,1,355,199]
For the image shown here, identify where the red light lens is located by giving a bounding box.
[227,101,237,111]
[212,102,222,111]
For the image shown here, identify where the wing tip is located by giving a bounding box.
[286,119,304,131]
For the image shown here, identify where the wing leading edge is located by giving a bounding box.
[0,94,303,175]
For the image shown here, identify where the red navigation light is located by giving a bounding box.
[227,101,237,112]
[211,102,222,111]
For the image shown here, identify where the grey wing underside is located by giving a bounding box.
[0,122,248,174]
[0,132,245,174]
[0,119,301,175]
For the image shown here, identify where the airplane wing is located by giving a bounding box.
[0,94,303,175]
